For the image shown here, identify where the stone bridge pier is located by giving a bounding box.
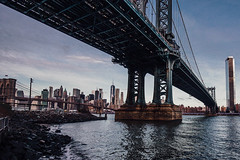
[115,55,182,121]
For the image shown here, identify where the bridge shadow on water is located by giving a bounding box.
[116,115,227,159]
[118,120,183,159]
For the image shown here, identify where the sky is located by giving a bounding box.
[0,1,240,107]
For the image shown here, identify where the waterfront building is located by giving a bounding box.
[110,84,115,105]
[235,104,240,113]
[73,88,80,99]
[67,96,77,110]
[220,106,227,113]
[15,90,26,109]
[225,56,236,112]
[115,88,120,109]
[49,86,53,99]
[31,96,41,110]
[120,92,124,106]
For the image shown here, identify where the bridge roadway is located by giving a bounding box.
[15,96,99,108]
[15,96,111,112]
[0,0,217,110]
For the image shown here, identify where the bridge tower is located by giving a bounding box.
[206,87,217,114]
[115,0,182,121]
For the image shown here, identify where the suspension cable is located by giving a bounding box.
[172,20,191,69]
[176,0,204,85]
[148,0,156,14]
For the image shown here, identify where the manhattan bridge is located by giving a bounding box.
[0,0,217,120]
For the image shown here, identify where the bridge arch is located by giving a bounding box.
[6,84,10,97]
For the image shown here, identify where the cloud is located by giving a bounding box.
[66,55,109,64]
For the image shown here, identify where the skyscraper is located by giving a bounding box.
[95,90,99,100]
[59,85,63,98]
[99,88,103,99]
[115,88,120,109]
[80,92,85,103]
[41,89,48,108]
[63,88,68,99]
[120,92,124,106]
[88,94,94,101]
[110,84,115,105]
[49,86,53,99]
[54,89,60,98]
[225,56,235,112]
[73,88,80,99]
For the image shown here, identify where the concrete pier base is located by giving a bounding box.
[115,104,182,121]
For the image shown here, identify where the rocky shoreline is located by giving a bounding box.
[0,111,106,160]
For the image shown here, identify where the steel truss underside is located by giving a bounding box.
[0,0,216,107]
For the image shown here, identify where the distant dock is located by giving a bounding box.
[183,113,240,116]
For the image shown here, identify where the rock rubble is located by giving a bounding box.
[0,111,106,160]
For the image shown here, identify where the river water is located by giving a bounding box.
[55,115,240,160]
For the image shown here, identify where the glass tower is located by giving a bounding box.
[225,56,235,112]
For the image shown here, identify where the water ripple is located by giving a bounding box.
[58,115,240,160]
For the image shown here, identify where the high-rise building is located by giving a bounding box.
[59,85,63,98]
[88,94,94,101]
[41,89,48,107]
[73,88,80,99]
[120,91,124,106]
[99,88,103,99]
[95,90,99,100]
[80,92,85,103]
[54,89,60,98]
[110,84,115,105]
[80,92,85,100]
[115,88,120,109]
[49,86,53,99]
[63,88,68,99]
[225,56,236,112]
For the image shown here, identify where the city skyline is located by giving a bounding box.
[1,1,240,106]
